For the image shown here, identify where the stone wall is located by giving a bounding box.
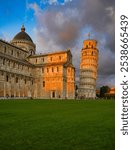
[0,39,75,99]
[0,40,35,98]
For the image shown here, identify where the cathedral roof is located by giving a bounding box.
[0,51,34,67]
[12,25,33,43]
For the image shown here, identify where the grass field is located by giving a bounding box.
[0,100,115,150]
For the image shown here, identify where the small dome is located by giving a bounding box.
[12,25,33,43]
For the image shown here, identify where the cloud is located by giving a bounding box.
[27,2,41,15]
[97,74,115,89]
[28,0,115,87]
[40,0,73,5]
[0,32,10,42]
[43,0,58,5]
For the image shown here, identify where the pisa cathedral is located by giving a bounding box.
[0,25,75,99]
[0,25,98,99]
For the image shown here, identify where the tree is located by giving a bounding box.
[75,85,78,99]
[100,86,110,98]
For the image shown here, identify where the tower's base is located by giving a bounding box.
[78,89,96,99]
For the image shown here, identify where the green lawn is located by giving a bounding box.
[0,100,115,150]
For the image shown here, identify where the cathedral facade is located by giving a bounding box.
[0,26,75,99]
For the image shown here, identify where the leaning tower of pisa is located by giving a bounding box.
[78,36,99,99]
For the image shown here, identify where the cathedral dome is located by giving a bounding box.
[12,25,33,43]
[10,25,36,54]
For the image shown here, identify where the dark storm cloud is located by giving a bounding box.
[97,74,115,88]
[29,0,115,87]
[99,51,115,76]
[35,0,115,49]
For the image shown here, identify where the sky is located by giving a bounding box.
[0,0,115,88]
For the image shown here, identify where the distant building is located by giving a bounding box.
[96,87,115,98]
[78,37,99,99]
[0,25,75,99]
[105,87,115,98]
[109,87,115,94]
